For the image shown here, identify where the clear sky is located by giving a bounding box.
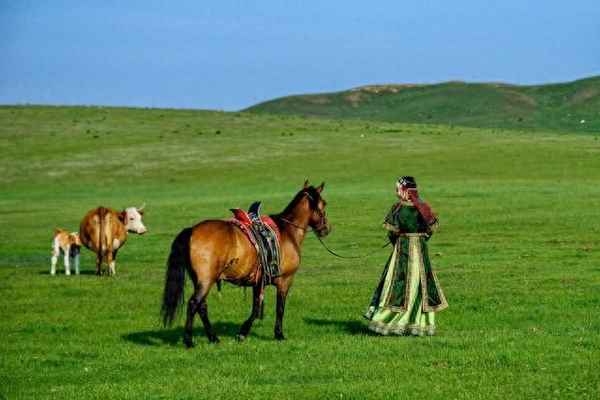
[1,1,599,111]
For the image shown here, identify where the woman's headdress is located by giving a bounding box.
[397,176,437,226]
[397,176,417,189]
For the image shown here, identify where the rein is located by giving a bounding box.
[279,190,390,259]
[279,216,390,259]
[315,234,390,259]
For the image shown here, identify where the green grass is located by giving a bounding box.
[1,105,599,399]
[246,75,600,133]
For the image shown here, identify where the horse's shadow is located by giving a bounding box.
[303,317,375,336]
[123,322,268,347]
[123,327,186,347]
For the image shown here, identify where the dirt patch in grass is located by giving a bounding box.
[568,87,600,105]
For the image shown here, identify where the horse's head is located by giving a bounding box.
[302,180,330,238]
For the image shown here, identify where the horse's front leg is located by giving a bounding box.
[274,277,293,340]
[237,284,262,341]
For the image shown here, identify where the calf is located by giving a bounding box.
[51,229,81,275]
[79,205,147,275]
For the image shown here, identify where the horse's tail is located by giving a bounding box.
[161,227,193,327]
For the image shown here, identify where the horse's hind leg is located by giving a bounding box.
[183,291,198,348]
[184,281,218,347]
[238,285,262,341]
[198,296,219,344]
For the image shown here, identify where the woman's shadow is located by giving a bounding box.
[303,317,374,335]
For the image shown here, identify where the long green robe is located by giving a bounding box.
[364,201,448,336]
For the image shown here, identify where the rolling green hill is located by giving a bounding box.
[1,105,599,399]
[246,76,600,132]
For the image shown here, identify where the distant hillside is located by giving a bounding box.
[245,76,600,132]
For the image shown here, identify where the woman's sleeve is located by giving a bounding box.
[422,213,439,240]
[383,204,400,231]
[383,204,400,244]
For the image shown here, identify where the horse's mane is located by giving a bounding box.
[282,186,320,214]
[271,186,321,229]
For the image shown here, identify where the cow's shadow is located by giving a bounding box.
[123,322,269,347]
[39,270,97,276]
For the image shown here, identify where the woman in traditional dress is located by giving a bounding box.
[364,176,448,336]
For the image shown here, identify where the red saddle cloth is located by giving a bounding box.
[228,208,281,286]
[229,209,280,242]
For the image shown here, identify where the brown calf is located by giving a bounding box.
[79,205,147,275]
[51,228,81,275]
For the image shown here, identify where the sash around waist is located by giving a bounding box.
[398,232,428,237]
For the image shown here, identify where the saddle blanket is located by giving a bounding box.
[229,202,281,284]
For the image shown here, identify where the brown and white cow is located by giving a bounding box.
[51,228,82,275]
[79,205,147,275]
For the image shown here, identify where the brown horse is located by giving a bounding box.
[161,181,330,347]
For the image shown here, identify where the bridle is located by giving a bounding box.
[311,207,328,235]
[280,191,328,235]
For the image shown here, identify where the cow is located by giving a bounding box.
[79,205,147,275]
[51,228,81,276]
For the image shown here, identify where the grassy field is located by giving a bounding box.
[247,75,600,133]
[1,105,599,399]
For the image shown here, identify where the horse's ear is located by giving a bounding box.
[316,182,325,193]
[303,179,309,189]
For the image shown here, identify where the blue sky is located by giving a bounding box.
[1,1,599,110]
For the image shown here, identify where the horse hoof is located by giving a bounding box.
[274,333,286,341]
[184,338,195,348]
[237,334,246,342]
[208,336,220,344]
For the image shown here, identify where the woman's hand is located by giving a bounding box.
[383,223,400,233]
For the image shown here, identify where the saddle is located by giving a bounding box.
[229,201,281,284]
